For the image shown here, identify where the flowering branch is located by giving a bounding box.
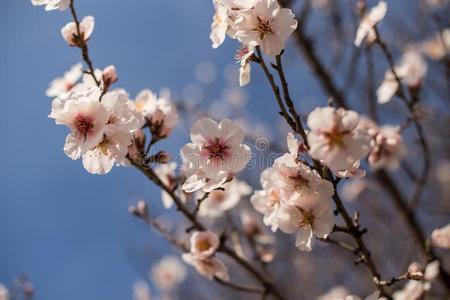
[130,160,286,300]
[129,201,265,295]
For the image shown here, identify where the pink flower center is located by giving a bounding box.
[210,190,226,203]
[204,138,230,161]
[74,114,95,138]
[65,82,75,91]
[234,45,250,61]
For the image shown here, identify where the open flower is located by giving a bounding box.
[251,168,285,232]
[181,118,251,193]
[377,49,427,104]
[134,89,178,139]
[369,126,405,170]
[431,224,450,249]
[46,63,83,98]
[31,0,70,11]
[82,91,143,174]
[61,16,95,46]
[189,231,220,259]
[49,88,109,160]
[182,230,229,281]
[209,0,257,48]
[235,0,297,56]
[354,1,387,47]
[151,256,187,291]
[196,179,252,218]
[307,107,371,173]
[277,195,334,251]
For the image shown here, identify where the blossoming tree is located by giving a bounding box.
[7,0,450,299]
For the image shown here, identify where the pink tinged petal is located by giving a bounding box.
[63,133,82,160]
[307,106,336,132]
[295,227,314,251]
[82,148,114,175]
[339,109,359,131]
[182,173,207,193]
[239,62,251,86]
[260,33,285,56]
[219,118,245,146]
[270,8,297,37]
[190,117,220,144]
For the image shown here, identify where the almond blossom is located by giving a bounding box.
[209,0,257,48]
[181,118,251,193]
[277,194,334,251]
[61,16,95,46]
[307,107,371,174]
[251,168,285,231]
[150,255,187,291]
[49,88,110,160]
[354,1,387,47]
[31,0,70,11]
[377,49,427,104]
[46,63,83,98]
[82,91,144,174]
[234,0,297,56]
[196,179,252,218]
[431,224,450,249]
[134,89,179,139]
[182,231,229,281]
[368,126,405,170]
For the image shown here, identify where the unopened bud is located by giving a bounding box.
[129,200,148,218]
[102,65,118,86]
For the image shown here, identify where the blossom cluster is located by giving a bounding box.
[210,0,298,86]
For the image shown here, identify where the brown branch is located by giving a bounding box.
[68,0,100,87]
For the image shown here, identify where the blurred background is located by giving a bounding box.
[1,0,449,299]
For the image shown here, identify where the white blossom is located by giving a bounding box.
[354,1,387,47]
[134,89,179,138]
[377,50,427,104]
[251,168,285,231]
[209,0,256,48]
[277,194,334,251]
[61,16,94,46]
[31,0,70,11]
[182,230,229,281]
[82,91,144,174]
[307,107,371,173]
[181,118,251,193]
[369,126,405,170]
[431,224,450,249]
[234,0,297,56]
[196,179,252,218]
[151,256,187,291]
[46,63,83,98]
